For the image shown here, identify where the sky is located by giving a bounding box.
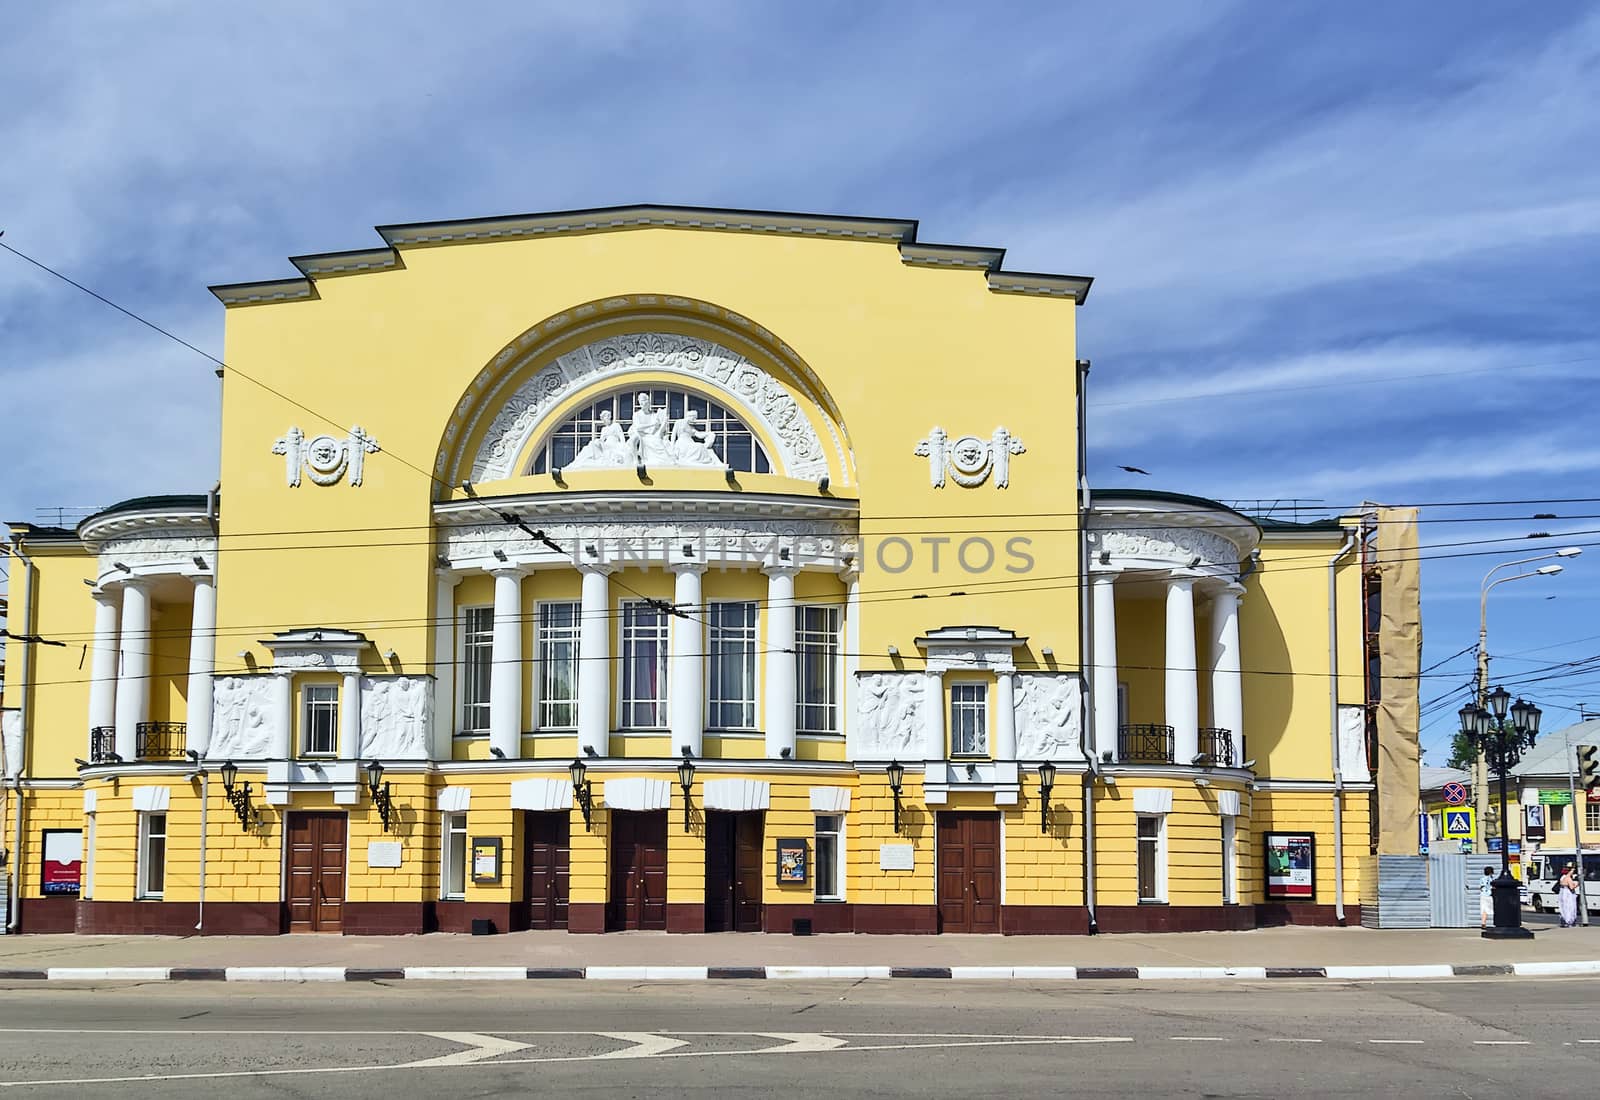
[3,2,1598,762]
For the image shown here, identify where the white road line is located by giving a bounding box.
[1267,1038,1323,1043]
[752,1034,850,1053]
[1472,1040,1531,1046]
[408,1033,533,1067]
[1369,1040,1424,1045]
[591,1032,691,1059]
[1170,1037,1228,1042]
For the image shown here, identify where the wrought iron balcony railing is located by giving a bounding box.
[1199,727,1235,767]
[89,726,117,763]
[135,721,187,761]
[1117,724,1175,764]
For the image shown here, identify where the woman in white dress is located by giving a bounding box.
[1558,864,1581,927]
[627,393,675,466]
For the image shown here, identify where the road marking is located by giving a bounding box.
[1267,1038,1322,1043]
[591,1032,691,1059]
[409,1033,533,1066]
[752,1033,850,1053]
[1369,1040,1424,1045]
[1170,1037,1227,1042]
[1473,1040,1531,1046]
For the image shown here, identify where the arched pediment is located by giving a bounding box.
[436,297,850,490]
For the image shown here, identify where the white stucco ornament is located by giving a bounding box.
[273,425,381,487]
[851,672,927,758]
[1014,673,1083,760]
[360,675,433,760]
[209,676,279,759]
[915,426,1025,488]
[564,393,725,470]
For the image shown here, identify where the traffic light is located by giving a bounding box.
[1579,744,1600,792]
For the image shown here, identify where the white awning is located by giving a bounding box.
[131,787,170,813]
[602,777,673,811]
[437,787,471,813]
[510,778,573,812]
[1132,788,1173,815]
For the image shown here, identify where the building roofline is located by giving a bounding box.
[1089,488,1261,532]
[210,203,1093,307]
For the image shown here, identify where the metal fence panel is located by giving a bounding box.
[1429,853,1470,927]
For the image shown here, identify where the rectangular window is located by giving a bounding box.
[537,601,581,729]
[137,812,167,899]
[460,605,494,734]
[1137,815,1165,902]
[302,684,339,756]
[950,682,988,756]
[621,602,670,728]
[796,605,841,733]
[1221,816,1238,904]
[1588,802,1600,833]
[815,814,844,900]
[1551,804,1567,833]
[442,813,468,900]
[708,602,758,729]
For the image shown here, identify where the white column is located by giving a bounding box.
[842,569,861,742]
[431,571,461,760]
[489,567,526,761]
[271,672,293,759]
[1210,583,1245,766]
[763,567,798,760]
[1091,571,1119,762]
[577,566,612,758]
[340,670,362,760]
[185,576,217,758]
[113,579,152,761]
[922,671,945,760]
[995,671,1017,760]
[87,588,120,736]
[1165,575,1199,765]
[669,564,706,757]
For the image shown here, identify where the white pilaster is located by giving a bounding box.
[113,579,152,761]
[271,672,293,760]
[1165,575,1199,765]
[763,567,798,760]
[922,671,945,761]
[995,671,1017,760]
[1210,583,1245,766]
[842,569,861,741]
[669,564,706,757]
[432,571,461,760]
[577,566,613,758]
[87,589,120,736]
[1091,571,1119,762]
[340,670,362,760]
[185,575,217,757]
[489,567,526,761]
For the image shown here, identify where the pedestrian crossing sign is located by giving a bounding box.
[1442,808,1475,840]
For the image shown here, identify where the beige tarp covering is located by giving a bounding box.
[1377,506,1422,854]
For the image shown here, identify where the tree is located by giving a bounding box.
[1446,729,1477,771]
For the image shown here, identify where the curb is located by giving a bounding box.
[7,961,1597,983]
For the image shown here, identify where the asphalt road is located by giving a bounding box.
[0,978,1593,1097]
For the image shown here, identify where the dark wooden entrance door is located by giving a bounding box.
[706,812,764,932]
[287,812,346,933]
[608,811,668,931]
[524,812,571,930]
[936,812,1000,933]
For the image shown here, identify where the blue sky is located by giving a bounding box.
[4,3,1598,760]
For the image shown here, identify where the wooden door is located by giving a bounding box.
[287,812,346,933]
[706,812,765,933]
[936,812,1000,934]
[524,812,571,930]
[608,811,667,931]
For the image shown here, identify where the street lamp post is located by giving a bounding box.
[1474,549,1577,851]
[1459,686,1540,939]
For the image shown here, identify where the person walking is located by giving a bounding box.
[1479,866,1495,929]
[1558,864,1581,928]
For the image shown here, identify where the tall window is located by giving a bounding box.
[796,605,841,734]
[815,814,844,900]
[708,602,758,729]
[302,684,339,756]
[531,387,773,474]
[621,602,670,728]
[442,813,468,901]
[137,812,167,900]
[1552,804,1568,834]
[1221,817,1238,904]
[538,602,581,729]
[1588,802,1600,833]
[950,682,988,756]
[1137,815,1166,902]
[460,606,494,734]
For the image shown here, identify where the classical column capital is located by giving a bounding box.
[486,561,532,578]
[761,563,801,580]
[576,561,617,577]
[668,559,708,576]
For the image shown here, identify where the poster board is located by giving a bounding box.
[1263,832,1315,900]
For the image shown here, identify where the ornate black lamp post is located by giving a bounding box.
[1458,686,1539,939]
[570,758,594,831]
[219,760,256,831]
[364,760,396,833]
[1038,761,1056,833]
[676,754,696,833]
[887,760,905,834]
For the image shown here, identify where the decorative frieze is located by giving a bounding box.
[1014,673,1083,761]
[851,672,928,759]
[360,676,433,761]
[210,676,280,760]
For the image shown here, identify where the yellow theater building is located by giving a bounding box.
[1,205,1417,936]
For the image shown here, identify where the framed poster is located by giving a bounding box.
[776,838,808,884]
[1263,832,1315,901]
[471,837,502,884]
[1525,803,1546,843]
[41,830,82,896]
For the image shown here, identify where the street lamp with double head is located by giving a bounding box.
[1459,686,1540,939]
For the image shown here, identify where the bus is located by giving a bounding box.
[1524,850,1600,914]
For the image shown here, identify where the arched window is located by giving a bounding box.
[531,387,773,475]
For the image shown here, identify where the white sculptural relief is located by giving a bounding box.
[915,426,1025,489]
[209,676,278,759]
[851,672,926,759]
[1014,673,1083,760]
[360,676,432,760]
[1090,526,1239,570]
[272,425,380,488]
[1337,703,1370,782]
[1,709,22,779]
[565,393,725,471]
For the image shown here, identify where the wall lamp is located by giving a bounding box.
[677,751,696,833]
[219,760,256,832]
[364,760,395,833]
[887,760,905,834]
[1038,761,1056,833]
[570,758,594,831]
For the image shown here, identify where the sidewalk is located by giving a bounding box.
[2,924,1598,980]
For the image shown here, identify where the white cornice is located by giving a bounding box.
[433,489,859,527]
